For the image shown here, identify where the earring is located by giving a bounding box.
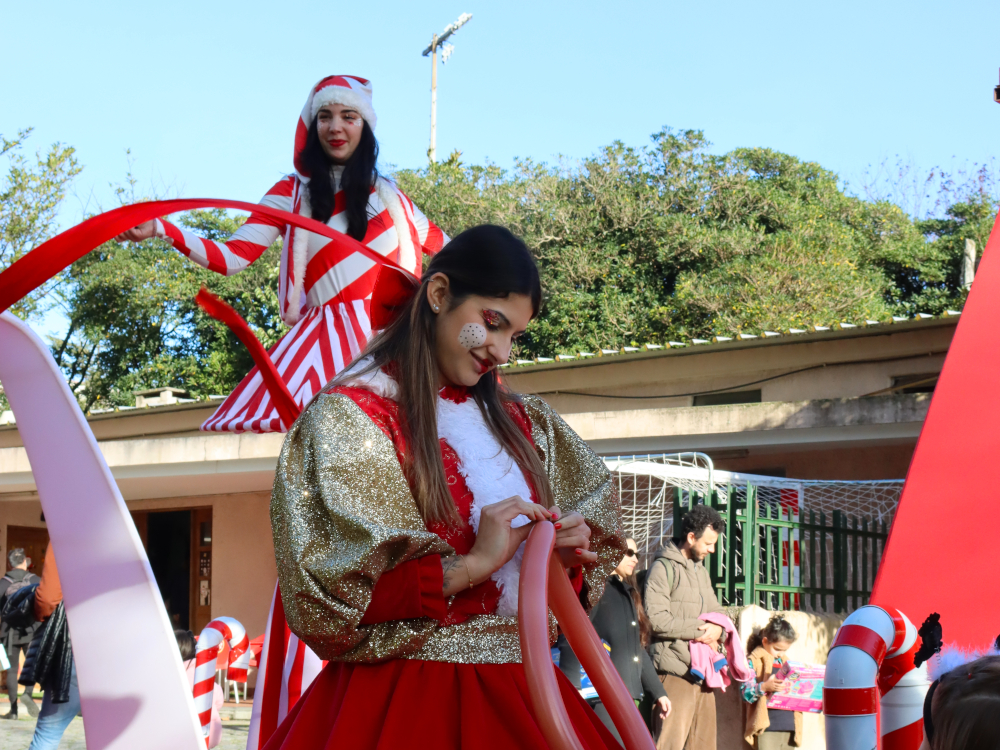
[433,305,440,312]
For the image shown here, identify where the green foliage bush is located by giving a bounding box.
[2,127,994,412]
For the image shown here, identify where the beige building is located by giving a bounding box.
[0,314,957,665]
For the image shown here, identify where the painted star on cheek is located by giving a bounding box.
[458,323,488,349]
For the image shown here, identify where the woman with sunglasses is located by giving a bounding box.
[559,538,672,743]
[263,225,626,749]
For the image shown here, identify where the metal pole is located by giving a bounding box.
[429,34,438,162]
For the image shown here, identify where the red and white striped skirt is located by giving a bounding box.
[201,299,371,433]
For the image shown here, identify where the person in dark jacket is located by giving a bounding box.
[1,548,41,719]
[20,544,78,750]
[559,537,671,743]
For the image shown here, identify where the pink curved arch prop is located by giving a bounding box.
[519,521,656,750]
[0,312,204,750]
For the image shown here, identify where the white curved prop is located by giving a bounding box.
[0,312,203,750]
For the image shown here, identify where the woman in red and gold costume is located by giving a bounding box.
[265,225,626,749]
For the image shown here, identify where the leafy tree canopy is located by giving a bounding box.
[1,127,994,413]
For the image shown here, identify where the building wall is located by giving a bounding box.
[713,442,917,480]
[0,499,46,568]
[0,491,276,661]
[126,491,276,642]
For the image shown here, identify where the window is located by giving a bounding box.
[693,389,762,407]
[891,374,938,394]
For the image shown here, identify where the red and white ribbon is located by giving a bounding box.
[194,617,250,746]
[824,605,930,750]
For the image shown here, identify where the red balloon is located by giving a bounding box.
[519,522,656,750]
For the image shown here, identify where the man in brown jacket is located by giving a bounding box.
[645,505,729,750]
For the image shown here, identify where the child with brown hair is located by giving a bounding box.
[740,615,801,749]
[920,653,1000,750]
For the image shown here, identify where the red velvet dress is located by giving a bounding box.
[262,385,621,750]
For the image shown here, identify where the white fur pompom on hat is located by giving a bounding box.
[929,642,1000,680]
[293,75,376,176]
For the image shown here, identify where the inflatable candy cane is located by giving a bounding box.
[879,610,930,750]
[194,617,251,746]
[824,605,930,750]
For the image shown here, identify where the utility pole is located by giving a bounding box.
[422,13,472,162]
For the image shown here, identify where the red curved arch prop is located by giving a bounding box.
[519,522,656,750]
[0,198,416,315]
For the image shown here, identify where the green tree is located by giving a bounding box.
[397,130,952,355]
[55,208,283,411]
[0,128,81,320]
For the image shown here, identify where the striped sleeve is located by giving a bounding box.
[155,176,294,276]
[406,195,448,255]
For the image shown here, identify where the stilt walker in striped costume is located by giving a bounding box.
[115,75,448,748]
[116,75,447,433]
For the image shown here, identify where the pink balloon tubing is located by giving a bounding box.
[518,522,656,750]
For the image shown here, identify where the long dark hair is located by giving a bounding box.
[747,614,797,654]
[174,629,196,661]
[333,225,549,525]
[625,573,653,647]
[297,116,379,240]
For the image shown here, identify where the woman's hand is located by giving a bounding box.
[761,674,785,694]
[114,220,157,243]
[465,497,552,583]
[656,695,671,719]
[549,507,598,567]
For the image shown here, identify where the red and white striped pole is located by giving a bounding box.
[824,605,930,750]
[193,617,250,747]
[879,610,930,750]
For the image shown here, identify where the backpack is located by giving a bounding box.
[1,574,41,644]
[644,557,680,602]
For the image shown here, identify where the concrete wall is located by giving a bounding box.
[715,606,844,750]
[714,442,917,480]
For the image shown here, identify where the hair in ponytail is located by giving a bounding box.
[747,614,797,654]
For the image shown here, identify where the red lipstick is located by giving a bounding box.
[472,354,491,374]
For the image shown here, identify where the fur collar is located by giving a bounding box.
[341,359,532,616]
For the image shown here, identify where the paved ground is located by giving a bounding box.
[0,713,253,749]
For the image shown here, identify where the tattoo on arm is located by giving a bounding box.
[441,555,463,595]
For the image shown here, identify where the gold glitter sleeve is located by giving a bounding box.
[521,395,626,608]
[271,392,454,663]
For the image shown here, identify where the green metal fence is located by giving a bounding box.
[673,485,889,614]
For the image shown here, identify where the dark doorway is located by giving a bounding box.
[146,510,191,630]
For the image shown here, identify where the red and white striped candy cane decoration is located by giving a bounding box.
[194,617,250,747]
[879,610,930,750]
[824,605,930,750]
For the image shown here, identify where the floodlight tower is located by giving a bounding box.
[422,13,472,162]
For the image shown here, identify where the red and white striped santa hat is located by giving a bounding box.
[293,75,376,175]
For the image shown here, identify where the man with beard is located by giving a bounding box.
[645,505,729,750]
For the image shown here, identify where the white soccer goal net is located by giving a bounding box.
[604,453,904,574]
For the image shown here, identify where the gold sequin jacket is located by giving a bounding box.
[271,389,624,665]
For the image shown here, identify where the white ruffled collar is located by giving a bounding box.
[340,359,532,616]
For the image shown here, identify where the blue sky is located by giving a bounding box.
[3,0,999,220]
